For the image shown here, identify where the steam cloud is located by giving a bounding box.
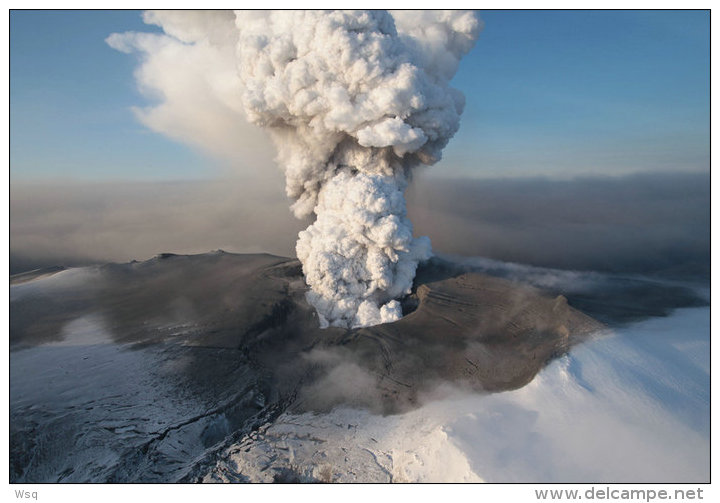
[108,10,480,328]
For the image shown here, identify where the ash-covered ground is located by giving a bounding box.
[9,251,709,482]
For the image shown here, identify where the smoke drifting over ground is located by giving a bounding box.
[108,10,480,328]
[11,172,709,280]
[408,172,710,279]
[10,177,306,274]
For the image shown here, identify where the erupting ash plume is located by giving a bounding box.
[108,10,480,328]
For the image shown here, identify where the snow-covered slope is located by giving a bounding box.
[202,308,709,483]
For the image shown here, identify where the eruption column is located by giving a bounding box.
[235,10,479,327]
[108,9,480,328]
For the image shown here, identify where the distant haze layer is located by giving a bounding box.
[10,171,709,280]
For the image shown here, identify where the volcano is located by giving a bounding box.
[10,251,604,482]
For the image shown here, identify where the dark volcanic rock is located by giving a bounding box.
[11,252,601,406]
[10,251,605,481]
[296,270,601,413]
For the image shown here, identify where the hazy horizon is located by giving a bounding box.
[10,170,709,280]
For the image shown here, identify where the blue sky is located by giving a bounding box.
[10,10,207,181]
[10,9,710,181]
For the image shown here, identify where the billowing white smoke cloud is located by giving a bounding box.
[106,11,275,165]
[109,10,480,328]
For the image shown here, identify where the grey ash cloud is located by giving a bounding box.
[11,171,708,281]
[408,171,709,279]
[10,177,307,274]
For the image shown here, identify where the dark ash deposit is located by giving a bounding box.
[10,252,704,482]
